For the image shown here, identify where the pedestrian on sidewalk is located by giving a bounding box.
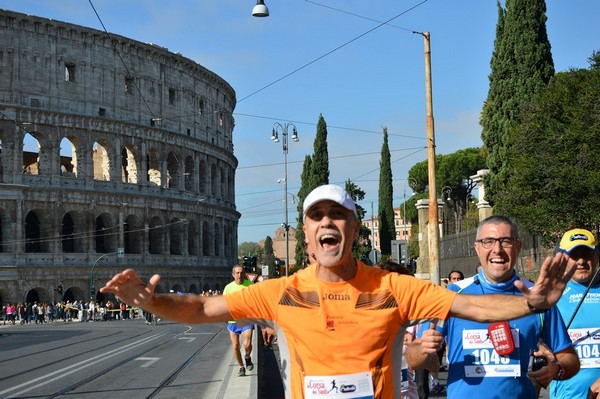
[223,264,254,377]
[101,184,577,399]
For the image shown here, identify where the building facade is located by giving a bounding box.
[0,10,239,305]
[363,207,411,252]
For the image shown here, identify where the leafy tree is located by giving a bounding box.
[310,114,330,187]
[263,236,276,270]
[378,127,395,255]
[495,60,600,242]
[294,114,330,268]
[294,155,312,267]
[481,0,554,207]
[406,148,486,233]
[344,179,371,263]
[238,241,261,261]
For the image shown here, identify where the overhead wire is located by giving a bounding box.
[236,0,429,103]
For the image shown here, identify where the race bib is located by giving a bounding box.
[569,327,600,368]
[462,328,521,377]
[304,371,374,398]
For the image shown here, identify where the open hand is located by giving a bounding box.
[514,252,574,311]
[99,269,160,307]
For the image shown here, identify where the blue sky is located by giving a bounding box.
[5,0,599,243]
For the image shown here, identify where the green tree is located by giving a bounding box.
[378,127,395,255]
[294,155,312,267]
[294,114,330,268]
[309,114,330,188]
[406,148,486,233]
[263,236,276,274]
[496,60,600,242]
[238,241,261,261]
[481,0,554,207]
[344,179,371,263]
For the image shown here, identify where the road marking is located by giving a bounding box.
[0,333,167,398]
[178,336,196,342]
[134,357,160,367]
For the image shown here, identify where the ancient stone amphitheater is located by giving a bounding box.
[0,9,239,305]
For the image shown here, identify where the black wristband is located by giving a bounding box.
[527,300,544,314]
[554,362,565,380]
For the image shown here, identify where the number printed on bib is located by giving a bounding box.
[462,328,522,378]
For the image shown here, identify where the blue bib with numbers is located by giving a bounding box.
[444,271,572,399]
[550,280,600,399]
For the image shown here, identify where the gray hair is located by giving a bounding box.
[476,215,520,240]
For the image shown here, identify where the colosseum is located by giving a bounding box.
[0,9,240,306]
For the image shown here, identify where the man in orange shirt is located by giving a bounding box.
[101,184,575,398]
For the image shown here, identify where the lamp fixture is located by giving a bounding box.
[252,0,269,17]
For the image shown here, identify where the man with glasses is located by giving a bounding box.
[549,229,600,399]
[408,215,579,398]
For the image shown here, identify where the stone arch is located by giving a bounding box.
[63,286,84,302]
[23,132,41,175]
[189,284,198,294]
[146,147,161,186]
[59,136,77,176]
[92,141,111,181]
[220,166,226,200]
[213,221,221,257]
[202,221,210,256]
[187,219,197,255]
[25,287,52,304]
[95,212,116,253]
[210,163,217,196]
[121,145,138,184]
[169,217,183,255]
[184,155,194,191]
[148,216,164,254]
[166,151,180,189]
[61,211,76,253]
[171,284,183,293]
[124,214,143,254]
[199,159,207,194]
[0,207,5,253]
[25,210,47,253]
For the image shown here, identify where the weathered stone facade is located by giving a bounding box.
[0,10,239,305]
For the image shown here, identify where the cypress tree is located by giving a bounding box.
[309,114,330,188]
[481,0,554,206]
[294,114,330,268]
[294,155,312,268]
[263,236,276,276]
[377,127,395,256]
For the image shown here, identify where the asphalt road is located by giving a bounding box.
[0,318,243,399]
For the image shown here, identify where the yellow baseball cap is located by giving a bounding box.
[559,228,597,254]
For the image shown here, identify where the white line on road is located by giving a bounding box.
[1,333,167,398]
[134,357,161,367]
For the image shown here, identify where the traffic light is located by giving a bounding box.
[251,256,257,273]
[242,256,252,273]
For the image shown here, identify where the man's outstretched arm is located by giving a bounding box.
[99,269,231,324]
[450,252,574,322]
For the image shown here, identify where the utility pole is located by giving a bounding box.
[423,32,440,285]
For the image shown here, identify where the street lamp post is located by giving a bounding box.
[271,122,299,277]
[90,249,123,299]
[440,186,452,236]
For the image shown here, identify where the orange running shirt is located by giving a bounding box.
[225,261,456,399]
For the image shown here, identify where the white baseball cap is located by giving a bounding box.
[302,184,358,220]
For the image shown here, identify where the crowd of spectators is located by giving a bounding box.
[1,299,140,325]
